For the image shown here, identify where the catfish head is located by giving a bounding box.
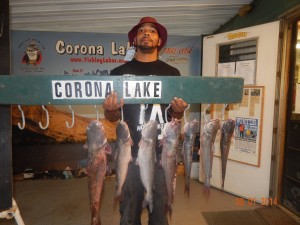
[163,118,182,139]
[184,119,199,136]
[116,121,131,141]
[84,120,111,154]
[221,119,235,140]
[204,119,221,141]
[141,120,158,140]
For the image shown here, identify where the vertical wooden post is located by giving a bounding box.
[0,0,12,210]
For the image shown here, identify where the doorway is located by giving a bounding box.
[281,19,300,217]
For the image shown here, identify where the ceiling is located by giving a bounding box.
[9,0,253,37]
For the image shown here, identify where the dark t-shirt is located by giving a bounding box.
[110,58,180,159]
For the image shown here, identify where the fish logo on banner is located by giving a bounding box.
[18,38,46,73]
[22,43,42,66]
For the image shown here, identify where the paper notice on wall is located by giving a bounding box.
[295,83,300,114]
[217,62,235,77]
[235,60,256,85]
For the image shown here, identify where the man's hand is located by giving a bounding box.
[171,97,188,113]
[103,92,124,111]
[169,97,188,119]
[103,92,124,122]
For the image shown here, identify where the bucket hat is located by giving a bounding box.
[128,17,167,51]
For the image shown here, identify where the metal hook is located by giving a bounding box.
[121,106,124,122]
[144,104,148,111]
[184,104,191,124]
[94,105,99,120]
[221,104,228,119]
[143,104,148,124]
[39,105,49,130]
[17,105,25,130]
[203,104,211,123]
[138,104,148,124]
[66,105,75,128]
[165,104,171,122]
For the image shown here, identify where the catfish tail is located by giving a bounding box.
[143,198,153,213]
[203,185,211,202]
[164,204,173,219]
[184,183,190,197]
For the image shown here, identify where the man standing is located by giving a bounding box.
[104,17,188,225]
[239,123,245,138]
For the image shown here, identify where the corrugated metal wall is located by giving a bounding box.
[9,0,253,36]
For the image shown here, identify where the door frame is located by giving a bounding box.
[272,4,300,205]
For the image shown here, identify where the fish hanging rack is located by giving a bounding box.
[0,75,243,105]
[16,104,101,130]
[1,75,243,129]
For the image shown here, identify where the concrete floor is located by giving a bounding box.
[1,175,263,225]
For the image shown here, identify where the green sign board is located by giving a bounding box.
[0,75,243,105]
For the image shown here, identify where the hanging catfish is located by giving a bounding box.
[84,120,112,225]
[182,119,199,196]
[220,118,235,189]
[160,118,182,217]
[115,120,133,203]
[199,119,220,195]
[136,120,158,213]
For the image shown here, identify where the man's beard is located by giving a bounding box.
[137,42,157,52]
